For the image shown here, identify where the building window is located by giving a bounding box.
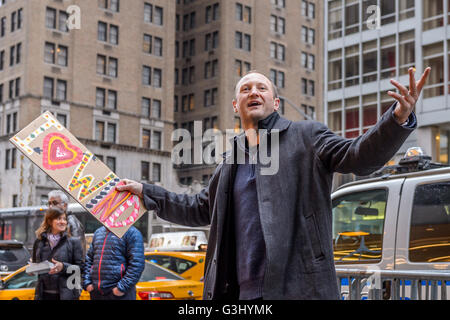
[144,3,163,25]
[270,42,285,61]
[235,32,251,51]
[12,194,18,207]
[270,69,285,89]
[423,41,444,98]
[5,148,16,169]
[301,52,315,70]
[270,15,285,34]
[56,113,67,127]
[44,77,54,99]
[46,7,68,32]
[301,26,315,45]
[0,50,4,70]
[142,129,151,148]
[399,0,415,21]
[56,80,67,101]
[362,94,377,130]
[95,121,116,143]
[271,0,286,8]
[345,0,359,35]
[205,3,220,23]
[345,45,359,87]
[204,88,218,107]
[152,163,161,182]
[96,88,117,109]
[152,99,161,119]
[46,7,57,29]
[0,16,6,37]
[43,77,66,101]
[99,0,120,12]
[328,0,342,40]
[151,131,162,150]
[205,31,219,51]
[362,40,377,83]
[142,97,151,117]
[204,59,218,79]
[153,68,162,88]
[236,3,251,23]
[45,42,68,67]
[301,78,314,96]
[143,34,163,56]
[142,66,151,85]
[106,156,116,172]
[399,30,415,76]
[7,77,20,99]
[5,112,17,134]
[98,22,119,45]
[302,0,315,19]
[141,161,150,181]
[380,35,396,80]
[97,55,118,78]
[328,49,342,90]
[9,45,14,66]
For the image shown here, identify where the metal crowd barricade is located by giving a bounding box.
[336,268,450,300]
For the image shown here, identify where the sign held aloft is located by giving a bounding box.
[10,111,145,238]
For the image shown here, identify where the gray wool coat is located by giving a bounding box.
[142,106,415,300]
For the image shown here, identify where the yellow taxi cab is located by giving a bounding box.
[0,262,203,300]
[136,261,203,300]
[0,265,90,300]
[144,251,206,281]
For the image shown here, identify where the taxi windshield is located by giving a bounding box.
[332,189,387,264]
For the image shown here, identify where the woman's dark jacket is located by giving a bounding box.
[141,108,416,300]
[33,232,84,300]
[82,226,145,294]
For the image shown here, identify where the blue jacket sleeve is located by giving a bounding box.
[116,228,145,293]
[82,235,95,289]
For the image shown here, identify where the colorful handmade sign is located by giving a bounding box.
[9,111,146,238]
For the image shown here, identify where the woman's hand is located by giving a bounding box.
[86,284,94,292]
[49,258,64,274]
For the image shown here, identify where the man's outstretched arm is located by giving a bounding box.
[116,178,212,227]
[313,67,431,175]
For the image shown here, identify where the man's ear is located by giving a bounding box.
[232,99,239,113]
[273,98,280,111]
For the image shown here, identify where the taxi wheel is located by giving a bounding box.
[11,297,19,300]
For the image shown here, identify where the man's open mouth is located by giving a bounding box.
[248,101,262,107]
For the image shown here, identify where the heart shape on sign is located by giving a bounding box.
[42,132,83,170]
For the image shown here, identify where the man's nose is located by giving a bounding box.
[249,86,260,96]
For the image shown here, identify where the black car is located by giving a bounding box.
[0,240,31,276]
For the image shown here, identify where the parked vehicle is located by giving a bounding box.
[332,148,450,299]
[145,251,206,281]
[0,240,31,278]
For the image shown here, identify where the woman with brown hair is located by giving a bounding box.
[32,208,84,300]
